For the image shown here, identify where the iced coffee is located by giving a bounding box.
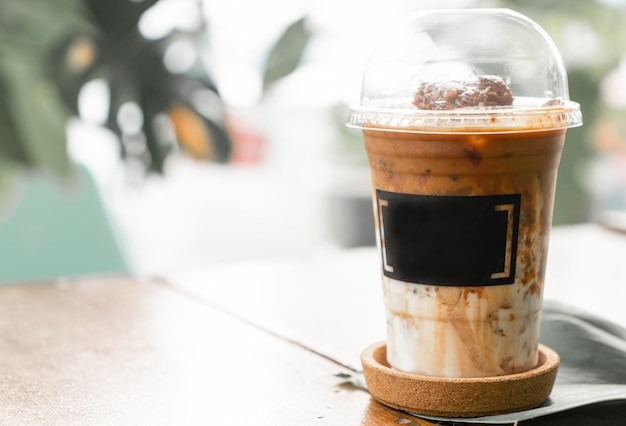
[348,9,582,378]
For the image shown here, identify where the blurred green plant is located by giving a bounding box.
[261,17,311,93]
[0,0,84,178]
[0,0,232,187]
[52,0,234,173]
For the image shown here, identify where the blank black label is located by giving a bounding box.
[376,190,521,286]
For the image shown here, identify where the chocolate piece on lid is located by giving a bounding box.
[413,76,514,110]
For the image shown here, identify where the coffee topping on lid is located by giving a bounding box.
[413,76,514,110]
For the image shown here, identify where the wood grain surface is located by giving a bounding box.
[1,224,625,425]
[0,278,435,425]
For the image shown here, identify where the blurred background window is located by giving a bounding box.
[0,0,625,280]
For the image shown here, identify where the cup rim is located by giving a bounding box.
[347,100,582,134]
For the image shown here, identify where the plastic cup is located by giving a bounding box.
[348,9,582,378]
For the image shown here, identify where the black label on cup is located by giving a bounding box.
[376,190,521,286]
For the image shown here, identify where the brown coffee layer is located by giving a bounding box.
[364,128,565,377]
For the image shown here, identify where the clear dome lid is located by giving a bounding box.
[347,9,582,133]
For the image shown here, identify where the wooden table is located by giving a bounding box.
[0,224,624,425]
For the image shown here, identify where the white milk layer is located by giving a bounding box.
[383,255,544,378]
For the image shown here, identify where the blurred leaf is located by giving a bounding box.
[0,50,71,177]
[262,17,312,92]
[46,36,101,117]
[0,0,89,175]
[0,0,92,48]
[0,72,32,166]
[166,98,232,164]
[83,0,159,40]
[0,159,19,207]
[168,106,214,160]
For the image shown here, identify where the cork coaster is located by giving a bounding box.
[361,341,559,418]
